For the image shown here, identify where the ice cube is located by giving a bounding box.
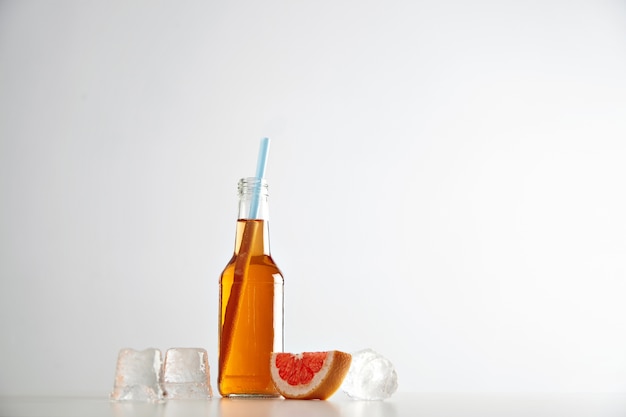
[161,348,213,399]
[111,348,164,402]
[341,348,398,400]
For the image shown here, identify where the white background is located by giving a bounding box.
[1,0,625,396]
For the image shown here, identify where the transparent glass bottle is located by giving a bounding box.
[218,177,284,397]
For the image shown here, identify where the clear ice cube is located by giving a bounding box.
[341,348,398,400]
[161,348,213,399]
[110,348,164,402]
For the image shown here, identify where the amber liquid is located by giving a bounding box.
[218,219,284,397]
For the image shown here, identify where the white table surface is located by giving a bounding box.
[1,393,626,417]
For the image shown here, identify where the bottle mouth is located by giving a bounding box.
[238,177,268,196]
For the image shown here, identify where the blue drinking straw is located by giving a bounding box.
[249,137,270,219]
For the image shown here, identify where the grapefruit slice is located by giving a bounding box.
[270,350,352,400]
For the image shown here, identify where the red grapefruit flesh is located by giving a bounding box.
[270,350,352,400]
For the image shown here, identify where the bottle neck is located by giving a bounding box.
[234,219,271,256]
[234,177,271,256]
[237,192,269,221]
[237,177,270,221]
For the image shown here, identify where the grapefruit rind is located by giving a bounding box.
[270,350,352,400]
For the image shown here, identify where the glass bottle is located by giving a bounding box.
[218,177,284,397]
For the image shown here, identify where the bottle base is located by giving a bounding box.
[222,393,282,399]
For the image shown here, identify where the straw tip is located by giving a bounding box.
[260,137,270,150]
[255,137,271,180]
